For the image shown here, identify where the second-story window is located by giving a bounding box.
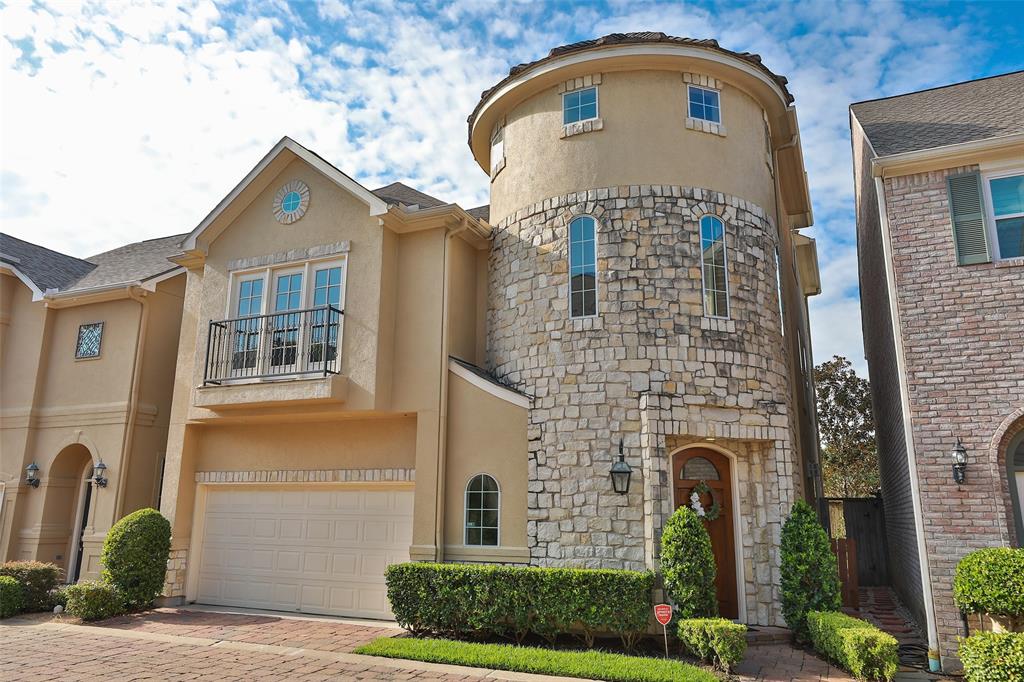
[75,322,104,359]
[700,216,729,318]
[563,86,597,125]
[986,172,1024,259]
[490,125,504,175]
[688,85,721,124]
[569,216,597,318]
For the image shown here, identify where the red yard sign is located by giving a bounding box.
[654,603,672,626]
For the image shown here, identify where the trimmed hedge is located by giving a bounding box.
[65,580,126,621]
[676,617,747,672]
[807,611,898,681]
[661,506,717,619]
[101,508,171,607]
[780,501,840,640]
[959,632,1024,682]
[385,562,654,648]
[0,575,25,618]
[0,561,63,612]
[953,548,1024,628]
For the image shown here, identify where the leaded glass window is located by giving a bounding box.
[75,322,103,359]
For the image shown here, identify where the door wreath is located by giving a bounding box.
[689,480,722,521]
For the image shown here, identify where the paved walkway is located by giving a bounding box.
[735,642,856,681]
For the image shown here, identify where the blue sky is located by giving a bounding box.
[2,0,1023,372]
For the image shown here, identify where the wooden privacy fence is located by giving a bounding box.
[832,538,860,608]
[819,497,890,586]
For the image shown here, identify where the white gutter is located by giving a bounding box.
[874,174,940,663]
[114,287,150,518]
[871,131,1024,177]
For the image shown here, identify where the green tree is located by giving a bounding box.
[813,355,879,497]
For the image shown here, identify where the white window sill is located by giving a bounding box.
[561,118,603,139]
[994,256,1024,269]
[686,117,727,137]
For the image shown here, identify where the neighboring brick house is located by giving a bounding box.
[850,71,1024,671]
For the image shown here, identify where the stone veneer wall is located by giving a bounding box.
[486,184,801,625]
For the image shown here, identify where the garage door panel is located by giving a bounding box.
[198,487,412,620]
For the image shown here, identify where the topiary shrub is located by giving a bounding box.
[660,505,717,618]
[385,562,654,649]
[959,632,1024,682]
[64,580,126,621]
[780,500,840,640]
[101,508,171,607]
[954,548,1024,632]
[0,561,63,612]
[0,575,25,618]
[807,611,898,681]
[677,617,747,672]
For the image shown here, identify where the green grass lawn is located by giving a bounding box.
[354,636,718,682]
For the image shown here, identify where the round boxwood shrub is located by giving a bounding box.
[101,508,171,607]
[0,561,62,612]
[661,505,717,618]
[0,575,25,618]
[780,500,840,641]
[954,548,1024,631]
[959,632,1024,682]
[64,580,126,621]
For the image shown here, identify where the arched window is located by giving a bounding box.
[700,215,729,318]
[465,474,499,546]
[682,456,720,481]
[569,216,597,318]
[1008,430,1024,543]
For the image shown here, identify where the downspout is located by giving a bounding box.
[114,286,150,519]
[874,175,941,666]
[434,220,468,559]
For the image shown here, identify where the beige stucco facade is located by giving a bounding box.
[0,267,185,581]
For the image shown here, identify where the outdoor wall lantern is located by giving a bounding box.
[25,462,40,488]
[610,438,632,495]
[92,461,108,488]
[952,438,968,485]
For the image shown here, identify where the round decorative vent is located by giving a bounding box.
[272,180,310,224]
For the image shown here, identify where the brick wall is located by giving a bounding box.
[882,165,1024,662]
[853,129,927,630]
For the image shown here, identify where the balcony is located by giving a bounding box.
[196,306,348,410]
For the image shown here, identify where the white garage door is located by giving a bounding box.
[197,487,413,620]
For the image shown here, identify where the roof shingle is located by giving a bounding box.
[851,71,1024,157]
[0,233,95,292]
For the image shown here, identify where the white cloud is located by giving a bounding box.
[0,0,1001,376]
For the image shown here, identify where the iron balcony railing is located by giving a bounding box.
[203,305,343,385]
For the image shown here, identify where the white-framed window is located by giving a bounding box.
[224,256,346,377]
[982,169,1024,260]
[464,473,499,546]
[700,215,729,318]
[568,215,597,318]
[688,85,721,124]
[490,125,504,175]
[563,86,598,125]
[775,246,785,335]
[75,322,104,359]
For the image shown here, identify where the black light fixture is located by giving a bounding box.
[952,438,968,485]
[610,438,632,495]
[25,462,40,488]
[92,461,108,488]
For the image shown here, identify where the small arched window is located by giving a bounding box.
[700,215,729,318]
[569,216,597,318]
[682,456,720,481]
[465,474,500,546]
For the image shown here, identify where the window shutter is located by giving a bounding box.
[947,172,991,265]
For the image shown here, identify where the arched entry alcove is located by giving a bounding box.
[39,444,95,582]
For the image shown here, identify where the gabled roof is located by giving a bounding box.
[180,136,389,252]
[372,182,446,209]
[851,71,1024,157]
[0,231,185,300]
[0,233,95,294]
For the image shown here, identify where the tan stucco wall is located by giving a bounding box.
[489,69,777,225]
[443,371,528,562]
[0,272,184,579]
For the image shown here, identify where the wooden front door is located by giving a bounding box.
[673,448,738,618]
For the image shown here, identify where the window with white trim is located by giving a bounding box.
[75,322,104,359]
[688,85,721,124]
[983,171,1024,260]
[465,474,499,546]
[563,86,598,125]
[700,216,729,318]
[490,125,504,175]
[568,216,597,318]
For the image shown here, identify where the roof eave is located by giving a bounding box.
[869,131,1024,178]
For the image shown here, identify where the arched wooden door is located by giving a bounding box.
[673,448,738,618]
